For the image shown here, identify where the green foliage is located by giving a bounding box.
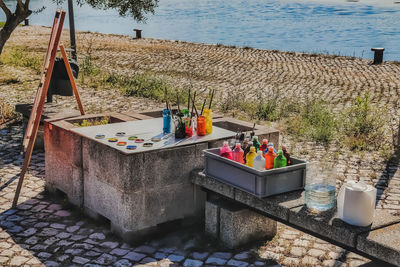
[0,22,5,27]
[286,101,336,144]
[73,117,110,127]
[341,94,389,151]
[58,0,159,22]
[0,48,42,72]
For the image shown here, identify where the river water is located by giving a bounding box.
[2,0,400,60]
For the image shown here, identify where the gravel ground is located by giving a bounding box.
[0,25,399,266]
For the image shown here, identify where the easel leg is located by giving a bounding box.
[60,44,85,115]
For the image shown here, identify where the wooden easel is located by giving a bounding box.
[13,9,85,207]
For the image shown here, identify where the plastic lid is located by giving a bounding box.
[262,139,268,144]
[252,136,259,141]
[223,141,229,147]
[277,150,283,156]
[268,147,274,152]
[235,143,241,148]
[350,181,368,191]
[268,142,274,147]
[250,146,256,152]
[257,151,263,156]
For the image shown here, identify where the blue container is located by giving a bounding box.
[162,109,171,134]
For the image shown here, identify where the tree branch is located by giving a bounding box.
[24,0,30,10]
[17,0,25,12]
[0,0,12,18]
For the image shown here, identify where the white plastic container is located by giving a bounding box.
[253,151,266,171]
[337,181,377,227]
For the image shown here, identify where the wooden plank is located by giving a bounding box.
[13,10,66,208]
[23,10,62,151]
[59,44,85,115]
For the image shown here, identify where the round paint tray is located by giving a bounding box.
[95,134,105,139]
[135,139,145,143]
[116,132,126,137]
[117,141,127,146]
[126,145,137,150]
[143,142,153,147]
[151,137,161,142]
[128,136,138,140]
[108,138,118,142]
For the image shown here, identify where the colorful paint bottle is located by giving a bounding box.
[274,150,287,168]
[174,113,186,138]
[268,142,277,154]
[244,141,253,163]
[220,141,233,160]
[197,116,206,136]
[246,146,257,167]
[162,109,171,134]
[282,145,292,165]
[232,143,244,164]
[260,139,269,154]
[252,136,261,152]
[203,108,213,134]
[264,147,277,170]
[253,151,266,171]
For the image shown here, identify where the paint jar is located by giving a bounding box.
[197,116,206,136]
[185,125,193,137]
[232,143,244,164]
[174,113,186,139]
[162,109,171,134]
[220,141,233,160]
[203,108,213,134]
[274,150,287,168]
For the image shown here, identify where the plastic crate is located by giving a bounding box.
[204,148,307,198]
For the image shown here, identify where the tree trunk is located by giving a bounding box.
[0,8,31,55]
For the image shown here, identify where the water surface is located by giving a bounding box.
[2,0,400,60]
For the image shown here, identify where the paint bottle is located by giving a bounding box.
[174,113,186,138]
[232,143,244,164]
[197,116,206,136]
[244,141,253,163]
[282,145,292,165]
[253,151,266,171]
[162,109,171,134]
[252,136,261,152]
[246,146,257,167]
[181,108,191,128]
[220,141,233,160]
[260,139,269,154]
[274,150,287,168]
[203,108,213,134]
[264,147,277,170]
[268,142,277,154]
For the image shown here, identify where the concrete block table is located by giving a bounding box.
[45,116,236,242]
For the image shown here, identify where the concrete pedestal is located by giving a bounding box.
[205,198,277,249]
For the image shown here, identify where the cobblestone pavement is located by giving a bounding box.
[1,27,400,266]
[0,123,386,267]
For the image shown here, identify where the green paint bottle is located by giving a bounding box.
[274,150,287,168]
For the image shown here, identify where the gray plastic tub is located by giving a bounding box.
[204,148,307,198]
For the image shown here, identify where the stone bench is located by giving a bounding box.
[191,170,400,266]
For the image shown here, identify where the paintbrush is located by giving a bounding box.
[191,94,199,117]
[208,88,215,109]
[200,98,207,116]
[164,86,169,110]
[176,92,181,113]
[187,88,191,111]
[190,91,197,119]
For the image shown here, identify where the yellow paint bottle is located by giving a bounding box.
[203,108,213,134]
[245,146,257,167]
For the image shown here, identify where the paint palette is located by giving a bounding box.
[95,134,105,139]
